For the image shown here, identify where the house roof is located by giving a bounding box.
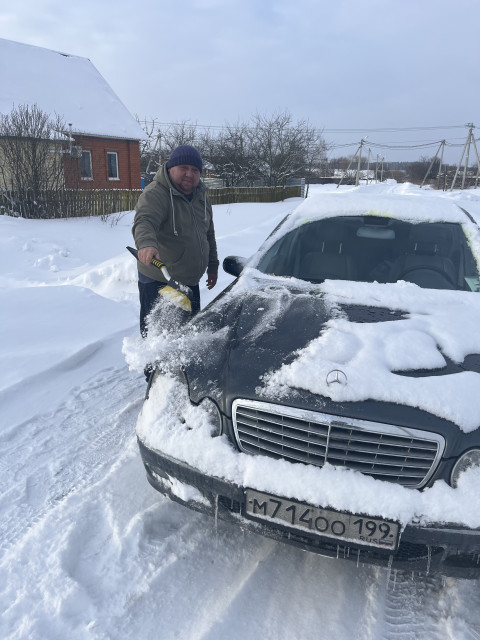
[0,38,146,141]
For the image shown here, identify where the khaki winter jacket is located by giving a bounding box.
[132,164,219,286]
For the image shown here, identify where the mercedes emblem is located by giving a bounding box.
[326,369,348,386]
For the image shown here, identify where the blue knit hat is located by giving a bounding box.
[166,145,203,173]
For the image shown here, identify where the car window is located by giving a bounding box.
[256,216,480,291]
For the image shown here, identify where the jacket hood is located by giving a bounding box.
[153,163,208,239]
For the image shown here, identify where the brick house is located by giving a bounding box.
[69,135,142,190]
[0,38,146,190]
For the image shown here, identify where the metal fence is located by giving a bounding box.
[0,185,302,219]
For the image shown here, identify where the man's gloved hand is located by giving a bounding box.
[206,272,218,289]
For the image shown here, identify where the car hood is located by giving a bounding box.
[184,277,480,433]
[185,282,323,396]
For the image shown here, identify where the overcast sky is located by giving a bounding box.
[1,0,479,162]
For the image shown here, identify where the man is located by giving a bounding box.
[132,145,219,338]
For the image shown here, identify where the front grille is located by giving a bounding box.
[233,400,444,489]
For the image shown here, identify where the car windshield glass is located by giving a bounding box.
[256,216,480,291]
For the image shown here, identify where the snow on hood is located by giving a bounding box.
[262,277,480,432]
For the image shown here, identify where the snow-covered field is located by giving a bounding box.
[2,183,480,640]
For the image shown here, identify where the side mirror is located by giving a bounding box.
[223,256,247,277]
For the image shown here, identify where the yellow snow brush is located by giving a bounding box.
[127,246,192,312]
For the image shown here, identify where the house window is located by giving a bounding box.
[107,152,119,180]
[80,150,93,179]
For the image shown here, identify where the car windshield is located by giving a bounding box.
[256,216,480,291]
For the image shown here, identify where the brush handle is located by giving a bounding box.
[127,246,172,281]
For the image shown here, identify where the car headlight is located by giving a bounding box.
[148,366,223,436]
[146,365,183,396]
[450,449,480,488]
[199,397,223,437]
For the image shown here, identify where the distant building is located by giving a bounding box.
[0,38,146,190]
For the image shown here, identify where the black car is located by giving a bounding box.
[136,191,480,578]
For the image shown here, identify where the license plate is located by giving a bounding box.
[245,489,400,551]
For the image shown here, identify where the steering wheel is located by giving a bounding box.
[398,266,456,289]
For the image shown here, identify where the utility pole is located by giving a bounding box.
[462,127,472,190]
[356,138,367,186]
[145,131,161,176]
[451,124,478,190]
[438,140,445,178]
[420,140,445,188]
[472,135,480,188]
[336,138,367,188]
[337,152,356,188]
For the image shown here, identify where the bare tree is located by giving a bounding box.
[0,104,70,217]
[304,130,329,183]
[135,111,327,190]
[162,120,200,154]
[202,121,257,186]
[136,119,203,182]
[135,116,162,176]
[248,110,325,187]
[407,155,440,184]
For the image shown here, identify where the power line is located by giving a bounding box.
[322,125,466,133]
[137,119,467,134]
[362,141,443,150]
[137,118,477,159]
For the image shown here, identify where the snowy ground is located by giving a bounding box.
[2,183,480,640]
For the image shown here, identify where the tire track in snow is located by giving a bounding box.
[95,508,282,640]
[375,570,480,640]
[0,359,143,555]
[1,440,276,640]
[0,362,147,640]
[381,571,443,639]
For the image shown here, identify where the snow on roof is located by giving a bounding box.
[252,186,480,262]
[0,38,146,141]
[288,188,471,225]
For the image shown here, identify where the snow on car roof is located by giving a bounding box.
[293,188,471,223]
[250,186,480,269]
[268,188,475,243]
